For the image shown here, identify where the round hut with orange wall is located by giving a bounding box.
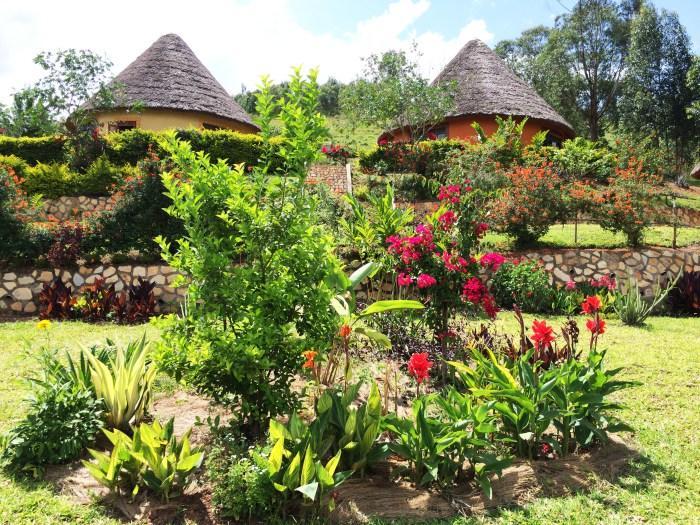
[381,39,575,146]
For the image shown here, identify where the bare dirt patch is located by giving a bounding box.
[332,435,637,523]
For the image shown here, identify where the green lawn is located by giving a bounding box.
[1,316,699,524]
[483,222,700,250]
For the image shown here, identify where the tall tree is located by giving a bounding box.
[497,0,638,139]
[340,48,455,142]
[561,0,630,139]
[621,4,698,169]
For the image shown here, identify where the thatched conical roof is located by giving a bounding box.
[95,34,257,129]
[433,39,574,135]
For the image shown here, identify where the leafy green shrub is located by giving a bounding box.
[551,137,614,183]
[154,72,340,434]
[0,135,66,164]
[0,166,50,266]
[593,160,662,246]
[359,139,465,177]
[0,384,103,474]
[450,314,635,459]
[77,155,122,195]
[84,418,203,501]
[103,127,283,168]
[23,162,76,198]
[84,153,182,260]
[207,442,277,521]
[491,260,557,313]
[103,128,160,165]
[383,395,510,496]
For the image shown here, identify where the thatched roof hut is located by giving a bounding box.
[383,39,575,144]
[91,34,258,133]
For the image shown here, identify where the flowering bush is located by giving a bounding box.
[593,160,662,246]
[490,165,566,246]
[387,180,502,369]
[321,143,353,164]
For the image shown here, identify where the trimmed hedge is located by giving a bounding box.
[0,129,282,170]
[105,128,282,167]
[0,136,66,165]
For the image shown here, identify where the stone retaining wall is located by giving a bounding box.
[0,264,185,315]
[43,195,116,220]
[2,247,699,316]
[515,247,700,292]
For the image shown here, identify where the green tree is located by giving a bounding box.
[497,0,638,139]
[0,87,57,137]
[340,47,455,142]
[620,4,699,171]
[155,69,341,436]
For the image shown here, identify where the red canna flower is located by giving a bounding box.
[586,318,606,335]
[339,324,352,338]
[581,295,602,314]
[408,352,432,384]
[531,319,555,350]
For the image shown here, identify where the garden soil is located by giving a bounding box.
[331,434,637,523]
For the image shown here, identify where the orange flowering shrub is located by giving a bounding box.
[0,166,51,264]
[490,165,566,246]
[594,160,662,246]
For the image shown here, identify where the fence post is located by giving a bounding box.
[346,162,352,195]
[672,198,678,249]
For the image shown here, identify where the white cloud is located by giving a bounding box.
[0,0,493,104]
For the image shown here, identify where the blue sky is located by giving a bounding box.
[1,0,698,105]
[288,0,699,51]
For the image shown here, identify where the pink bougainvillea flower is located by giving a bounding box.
[481,294,499,319]
[586,318,606,335]
[417,274,437,289]
[397,272,413,287]
[475,222,489,238]
[480,252,506,271]
[437,210,457,230]
[441,251,469,272]
[581,295,602,314]
[565,280,577,291]
[408,352,432,384]
[438,184,461,204]
[531,319,555,350]
[462,277,486,304]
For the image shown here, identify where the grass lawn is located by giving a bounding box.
[1,316,699,524]
[483,222,700,251]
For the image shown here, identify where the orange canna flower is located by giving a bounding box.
[302,350,317,369]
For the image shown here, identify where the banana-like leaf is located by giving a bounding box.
[360,299,424,317]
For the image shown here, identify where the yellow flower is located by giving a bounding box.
[36,320,52,330]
